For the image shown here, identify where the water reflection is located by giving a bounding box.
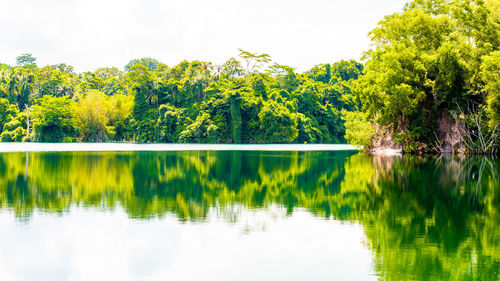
[0,151,356,220]
[358,156,499,281]
[0,151,498,280]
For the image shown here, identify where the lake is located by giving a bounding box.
[0,147,498,281]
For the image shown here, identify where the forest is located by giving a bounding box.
[0,52,361,144]
[0,0,498,154]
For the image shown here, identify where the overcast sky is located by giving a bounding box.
[0,0,407,72]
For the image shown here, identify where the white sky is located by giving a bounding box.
[0,0,407,72]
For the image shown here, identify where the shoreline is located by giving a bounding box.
[0,143,358,152]
[371,148,403,156]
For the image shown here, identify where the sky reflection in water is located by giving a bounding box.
[0,150,498,281]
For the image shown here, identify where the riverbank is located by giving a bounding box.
[0,143,358,152]
[371,148,402,156]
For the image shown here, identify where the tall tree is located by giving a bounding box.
[124,58,160,72]
[16,54,37,68]
[238,49,271,76]
[230,91,242,143]
[353,0,499,152]
[74,90,113,142]
[31,95,75,142]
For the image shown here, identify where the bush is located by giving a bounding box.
[1,119,27,142]
[31,96,76,142]
[341,110,374,148]
[3,120,21,132]
[12,127,26,142]
[0,131,13,142]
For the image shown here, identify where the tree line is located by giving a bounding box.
[0,51,362,143]
[0,0,498,154]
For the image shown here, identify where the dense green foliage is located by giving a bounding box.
[341,110,374,148]
[349,0,500,153]
[1,0,497,151]
[0,50,362,143]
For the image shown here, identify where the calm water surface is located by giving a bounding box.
[0,150,498,281]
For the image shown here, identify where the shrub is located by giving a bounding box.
[341,110,374,148]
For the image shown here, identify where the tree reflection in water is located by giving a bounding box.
[0,151,498,280]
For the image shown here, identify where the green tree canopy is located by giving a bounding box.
[31,95,75,142]
[16,53,37,68]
